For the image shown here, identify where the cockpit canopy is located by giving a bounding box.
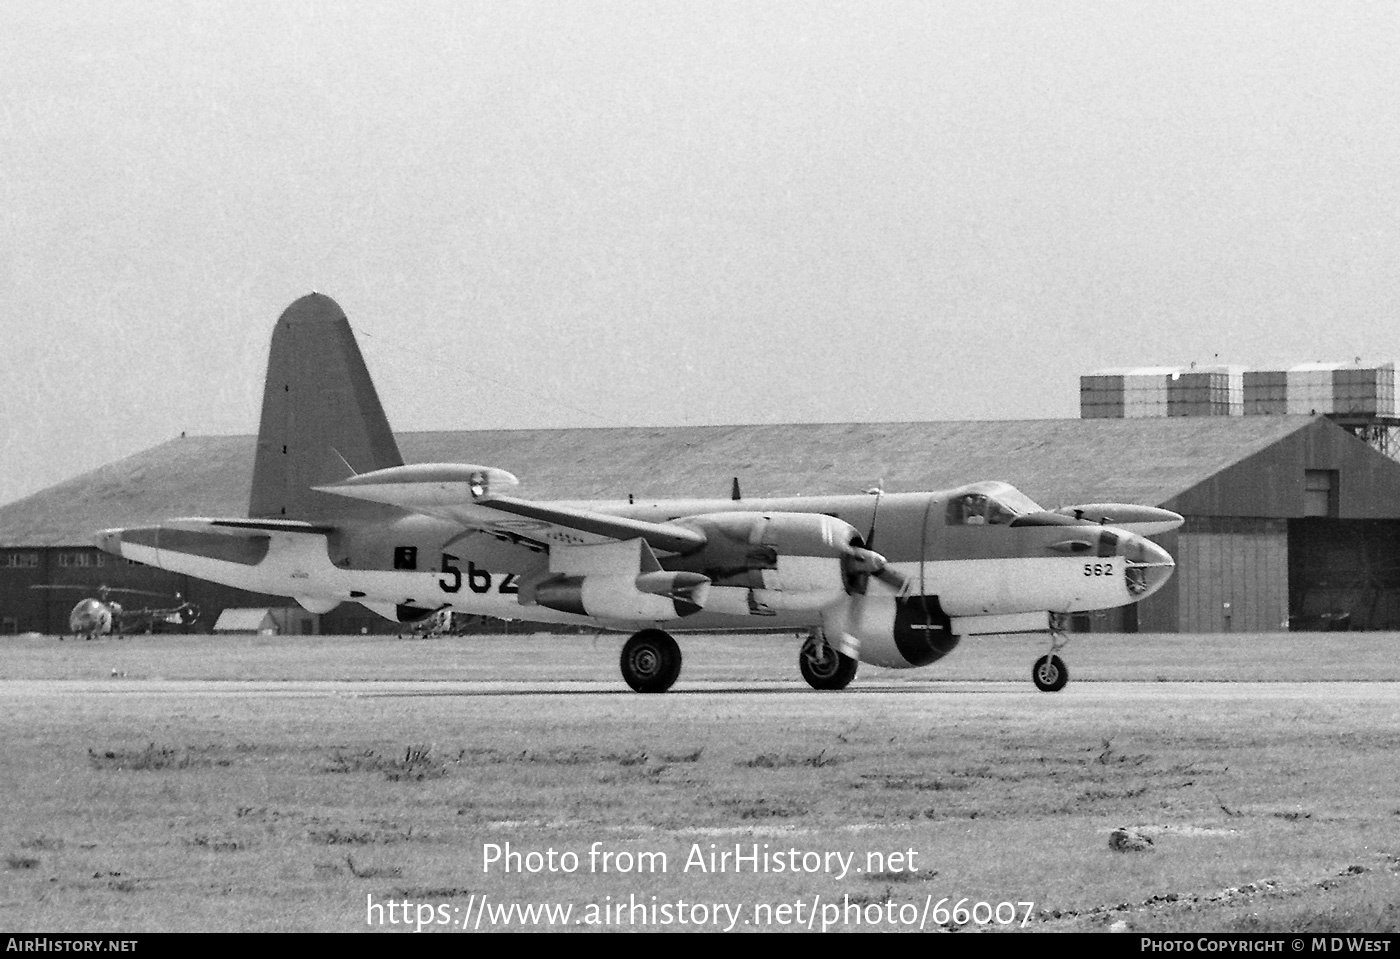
[945,481,1043,526]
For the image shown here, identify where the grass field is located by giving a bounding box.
[1,630,1397,933]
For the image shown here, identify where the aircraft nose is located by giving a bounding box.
[1121,534,1175,598]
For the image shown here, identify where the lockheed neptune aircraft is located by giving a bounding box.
[96,295,1179,693]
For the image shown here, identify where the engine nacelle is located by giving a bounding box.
[535,572,710,622]
[675,511,860,600]
[824,594,960,669]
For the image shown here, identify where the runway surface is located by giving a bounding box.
[3,677,1395,702]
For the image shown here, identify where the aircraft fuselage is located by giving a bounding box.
[99,487,1172,638]
[92,292,1178,692]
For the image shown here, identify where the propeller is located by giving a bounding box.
[836,478,909,595]
[841,541,909,595]
[826,542,908,665]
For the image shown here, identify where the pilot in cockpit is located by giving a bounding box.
[963,494,988,524]
[948,490,1019,526]
[948,492,988,525]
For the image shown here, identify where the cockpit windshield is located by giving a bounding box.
[945,482,1042,526]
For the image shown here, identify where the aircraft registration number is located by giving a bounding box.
[1083,563,1114,577]
[439,554,519,594]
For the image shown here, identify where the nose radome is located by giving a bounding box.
[1121,534,1175,598]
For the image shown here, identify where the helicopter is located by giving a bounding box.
[29,585,201,640]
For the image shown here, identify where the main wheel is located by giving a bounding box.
[799,635,858,690]
[620,630,682,693]
[1032,654,1068,692]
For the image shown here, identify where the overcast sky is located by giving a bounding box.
[2,1,1396,506]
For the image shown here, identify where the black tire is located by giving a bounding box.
[620,630,682,693]
[799,636,858,690]
[1032,654,1069,692]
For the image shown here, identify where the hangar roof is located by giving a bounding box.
[0,416,1323,547]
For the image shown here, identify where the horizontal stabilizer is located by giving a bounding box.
[95,517,335,568]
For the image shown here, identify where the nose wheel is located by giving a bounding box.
[1032,617,1070,692]
[1032,654,1068,692]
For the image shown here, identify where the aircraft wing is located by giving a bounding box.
[470,495,706,553]
[314,465,707,555]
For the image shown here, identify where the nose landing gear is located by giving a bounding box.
[1032,653,1068,692]
[1032,616,1070,692]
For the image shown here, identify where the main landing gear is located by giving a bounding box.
[1032,617,1070,692]
[799,632,858,690]
[620,629,683,693]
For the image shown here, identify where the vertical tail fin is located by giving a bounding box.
[248,293,405,521]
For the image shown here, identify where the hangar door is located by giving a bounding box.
[1288,519,1400,630]
[1175,517,1289,632]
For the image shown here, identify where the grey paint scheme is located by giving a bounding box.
[95,293,1166,641]
[240,295,1112,576]
[248,295,404,522]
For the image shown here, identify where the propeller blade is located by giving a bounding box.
[843,546,910,595]
[872,565,908,591]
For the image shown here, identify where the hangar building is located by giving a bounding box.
[2,415,1398,635]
